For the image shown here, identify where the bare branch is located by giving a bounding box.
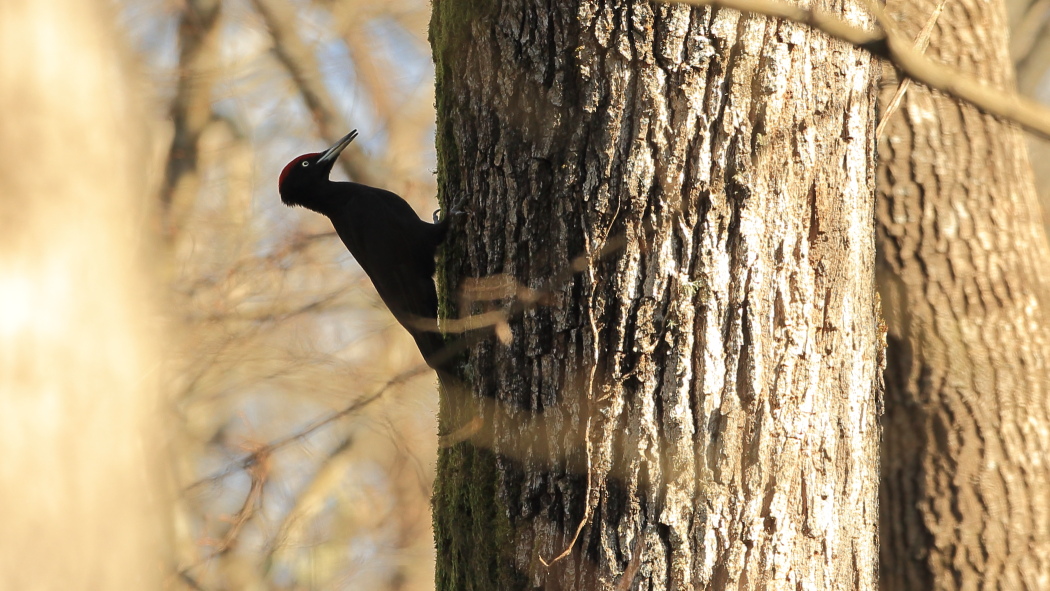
[661,0,1050,140]
[184,363,430,492]
[1010,0,1050,62]
[875,0,949,139]
[161,0,222,240]
[263,437,355,564]
[177,451,270,579]
[249,0,384,185]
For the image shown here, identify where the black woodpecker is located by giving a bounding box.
[279,130,449,369]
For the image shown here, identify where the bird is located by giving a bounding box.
[279,130,451,370]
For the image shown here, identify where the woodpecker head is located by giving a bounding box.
[279,129,358,207]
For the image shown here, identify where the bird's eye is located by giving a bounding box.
[301,161,310,167]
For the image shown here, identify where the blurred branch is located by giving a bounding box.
[207,113,255,224]
[615,535,647,591]
[342,27,395,126]
[178,450,270,579]
[179,230,337,295]
[875,0,948,139]
[189,286,352,323]
[1014,8,1050,95]
[387,7,431,44]
[1011,0,1050,62]
[263,437,355,565]
[172,296,361,406]
[249,0,384,185]
[214,451,269,554]
[185,363,429,492]
[176,569,209,591]
[662,0,1050,139]
[161,0,222,240]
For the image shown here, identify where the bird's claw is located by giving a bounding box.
[434,193,469,223]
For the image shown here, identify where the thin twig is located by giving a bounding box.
[616,534,647,591]
[183,364,429,492]
[660,0,1050,140]
[539,417,594,567]
[875,0,950,139]
[177,451,270,580]
[249,0,384,184]
[262,437,355,565]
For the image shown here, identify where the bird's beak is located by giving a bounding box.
[317,129,359,164]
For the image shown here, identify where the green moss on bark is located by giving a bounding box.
[430,0,493,320]
[433,443,526,591]
[430,2,526,590]
[429,0,494,207]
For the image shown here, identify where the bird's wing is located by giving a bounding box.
[329,188,448,367]
[367,260,445,367]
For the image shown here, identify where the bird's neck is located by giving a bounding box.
[293,182,342,215]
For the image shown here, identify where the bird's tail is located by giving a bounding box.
[410,326,455,373]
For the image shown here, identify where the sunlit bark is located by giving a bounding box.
[432,1,881,588]
[877,0,1050,586]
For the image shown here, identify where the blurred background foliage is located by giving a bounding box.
[120,0,439,588]
[105,0,1050,589]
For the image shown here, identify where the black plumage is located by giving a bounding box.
[279,130,448,368]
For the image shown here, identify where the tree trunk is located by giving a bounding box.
[0,0,167,588]
[432,1,881,589]
[875,0,1050,587]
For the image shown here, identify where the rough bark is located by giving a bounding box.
[431,1,882,589]
[875,0,1050,587]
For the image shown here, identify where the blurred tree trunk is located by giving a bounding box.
[431,1,881,589]
[0,0,167,589]
[1006,0,1050,234]
[876,0,1050,587]
[161,0,220,243]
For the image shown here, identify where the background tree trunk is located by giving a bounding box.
[431,0,881,588]
[875,0,1050,586]
[0,0,167,588]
